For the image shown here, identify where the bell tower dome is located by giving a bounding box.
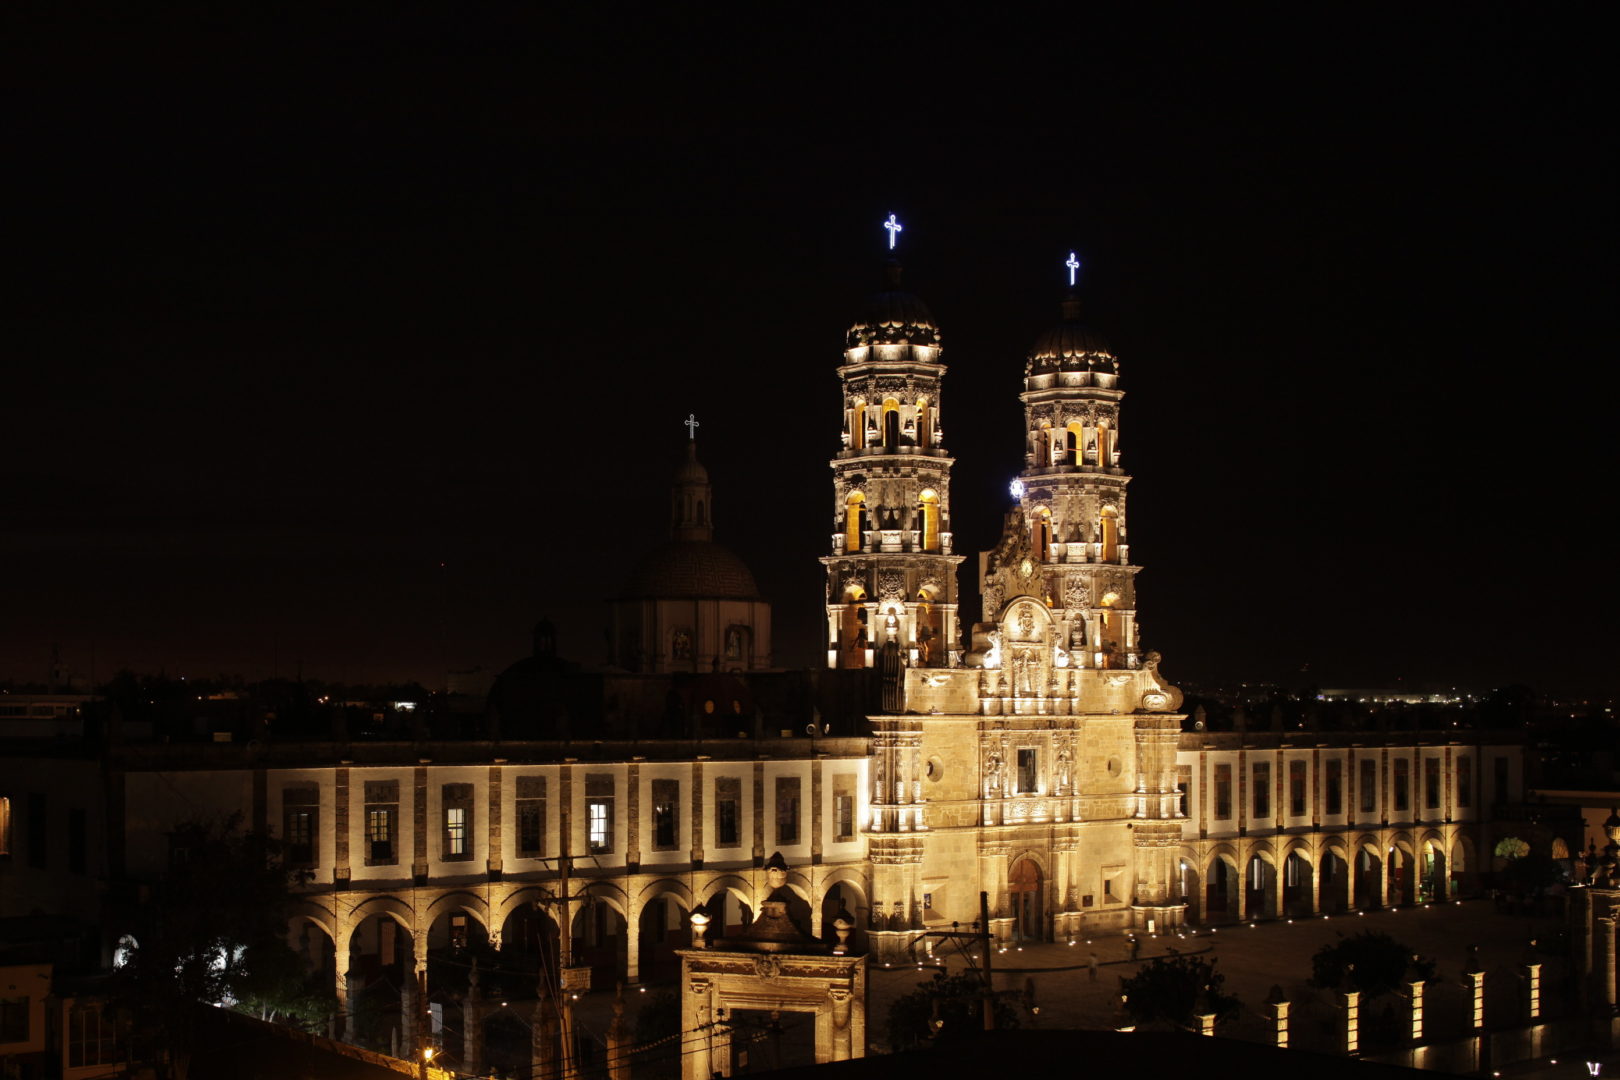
[820,222,963,670]
[990,254,1138,669]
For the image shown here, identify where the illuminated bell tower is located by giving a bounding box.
[992,258,1138,670]
[822,235,962,671]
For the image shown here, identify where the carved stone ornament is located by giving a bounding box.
[1064,576,1090,609]
[983,583,1003,616]
[919,578,940,596]
[878,571,905,602]
[752,955,782,979]
[842,575,864,596]
[1016,603,1036,639]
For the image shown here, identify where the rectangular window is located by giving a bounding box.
[1214,764,1232,819]
[1393,758,1410,812]
[1325,759,1343,816]
[516,776,546,859]
[27,792,46,870]
[833,773,856,842]
[715,776,741,848]
[775,776,801,845]
[68,1001,120,1067]
[1016,749,1038,794]
[651,778,679,850]
[69,807,86,874]
[1360,759,1377,814]
[1457,757,1473,808]
[1493,756,1509,804]
[586,774,614,854]
[1252,762,1270,818]
[1289,760,1307,817]
[1424,758,1440,810]
[363,780,399,866]
[442,783,473,861]
[283,786,318,866]
[1176,765,1192,818]
[0,996,29,1044]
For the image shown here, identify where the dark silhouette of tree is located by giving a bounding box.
[1117,953,1240,1030]
[886,970,1019,1049]
[110,814,326,1078]
[1308,931,1435,1001]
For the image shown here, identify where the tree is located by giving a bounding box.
[111,814,323,1078]
[1308,931,1435,1001]
[1116,953,1240,1030]
[886,971,1019,1049]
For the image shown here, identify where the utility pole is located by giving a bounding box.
[537,851,595,1080]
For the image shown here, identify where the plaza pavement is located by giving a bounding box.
[568,899,1614,1077]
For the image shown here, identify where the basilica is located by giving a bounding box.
[0,240,1527,1071]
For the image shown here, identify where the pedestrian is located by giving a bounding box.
[1087,951,1099,981]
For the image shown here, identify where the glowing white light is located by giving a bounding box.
[884,213,902,250]
[685,413,699,440]
[1066,251,1080,287]
[1009,478,1025,500]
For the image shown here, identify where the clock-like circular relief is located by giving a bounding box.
[925,757,944,782]
[1106,757,1122,777]
[1019,558,1033,576]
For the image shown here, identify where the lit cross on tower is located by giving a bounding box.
[685,413,699,440]
[884,214,903,250]
[1066,251,1081,287]
[1010,478,1025,500]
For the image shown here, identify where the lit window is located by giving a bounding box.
[446,808,467,856]
[588,802,610,853]
[1016,749,1038,794]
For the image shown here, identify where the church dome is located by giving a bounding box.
[1029,294,1116,372]
[845,259,941,349]
[623,540,762,600]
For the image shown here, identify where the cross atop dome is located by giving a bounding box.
[1066,251,1081,287]
[883,213,902,250]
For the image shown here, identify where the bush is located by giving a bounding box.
[1117,953,1240,1030]
[1308,931,1434,1000]
[886,971,1018,1049]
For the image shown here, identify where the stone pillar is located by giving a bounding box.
[1271,997,1290,1048]
[463,960,483,1076]
[401,965,419,1061]
[341,969,357,1043]
[1598,915,1619,1045]
[1195,1011,1216,1036]
[1523,961,1542,1022]
[532,991,558,1080]
[1406,978,1424,1044]
[682,978,713,1080]
[830,988,853,1061]
[625,895,641,985]
[1342,989,1361,1057]
[605,985,630,1080]
[1464,969,1486,1031]
[1272,851,1286,920]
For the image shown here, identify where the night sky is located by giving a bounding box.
[5,10,1611,696]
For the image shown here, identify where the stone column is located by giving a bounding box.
[1599,915,1618,1046]
[624,895,641,985]
[463,960,483,1076]
[1342,989,1361,1057]
[830,988,853,1061]
[605,985,630,1080]
[341,969,357,1043]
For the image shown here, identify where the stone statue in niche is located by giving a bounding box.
[1016,603,1036,639]
[1056,738,1073,793]
[985,745,1004,797]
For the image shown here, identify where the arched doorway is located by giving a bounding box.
[1283,852,1312,916]
[1354,846,1383,910]
[637,894,691,982]
[1421,840,1447,901]
[1178,859,1201,924]
[572,895,627,987]
[1388,844,1416,906]
[820,881,868,954]
[1321,849,1351,913]
[1206,856,1238,921]
[1009,859,1044,942]
[345,912,412,1051]
[1246,854,1277,919]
